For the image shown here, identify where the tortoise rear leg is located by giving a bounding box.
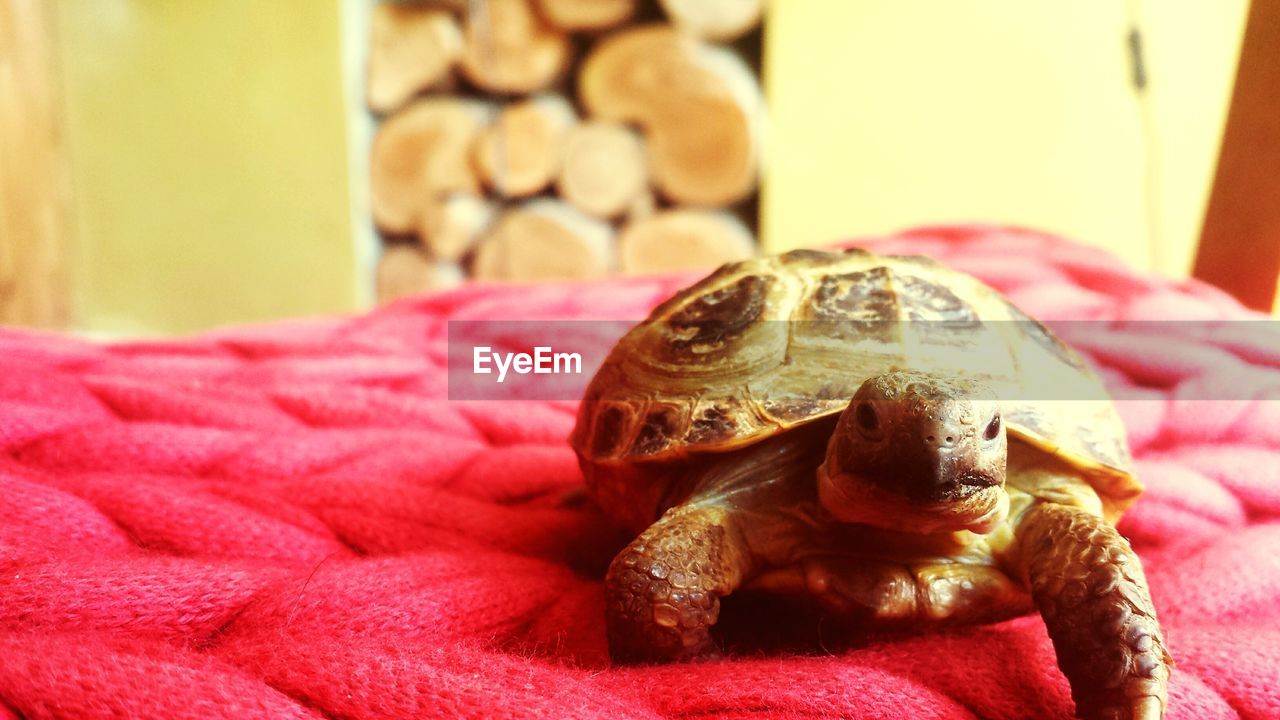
[605,502,752,662]
[1019,503,1171,720]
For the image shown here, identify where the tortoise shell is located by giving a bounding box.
[571,248,1140,522]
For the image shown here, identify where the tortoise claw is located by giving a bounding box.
[1091,695,1164,720]
[1130,696,1164,720]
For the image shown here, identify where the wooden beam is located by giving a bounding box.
[1193,0,1280,311]
[0,0,73,329]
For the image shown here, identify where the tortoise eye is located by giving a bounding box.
[984,414,1002,440]
[855,402,880,435]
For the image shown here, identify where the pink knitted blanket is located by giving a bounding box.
[1,226,1276,719]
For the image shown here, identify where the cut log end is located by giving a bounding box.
[419,192,498,261]
[556,121,647,218]
[475,94,576,198]
[472,200,615,281]
[536,0,636,31]
[377,245,465,303]
[581,25,761,207]
[370,98,492,235]
[625,188,657,226]
[367,4,462,114]
[461,0,571,94]
[659,0,764,41]
[618,209,756,274]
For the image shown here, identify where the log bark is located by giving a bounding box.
[419,192,498,261]
[580,26,761,207]
[367,4,462,114]
[461,0,571,94]
[370,98,491,235]
[474,94,576,198]
[377,245,464,303]
[536,0,635,31]
[658,0,764,41]
[556,120,647,218]
[472,200,614,280]
[618,209,755,274]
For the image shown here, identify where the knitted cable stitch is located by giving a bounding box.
[0,226,1276,719]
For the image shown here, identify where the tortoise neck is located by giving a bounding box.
[681,416,836,511]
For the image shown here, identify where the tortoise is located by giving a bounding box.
[571,247,1171,720]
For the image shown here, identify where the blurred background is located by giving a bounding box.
[2,0,1276,336]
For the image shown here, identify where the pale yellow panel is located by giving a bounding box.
[1138,1,1249,276]
[762,1,1247,277]
[57,1,358,335]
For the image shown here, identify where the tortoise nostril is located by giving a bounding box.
[945,436,954,444]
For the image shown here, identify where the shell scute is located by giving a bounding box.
[663,274,770,354]
[685,402,741,445]
[631,404,688,457]
[899,275,981,325]
[589,402,633,457]
[1001,298,1087,370]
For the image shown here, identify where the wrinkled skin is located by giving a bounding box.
[602,371,1170,720]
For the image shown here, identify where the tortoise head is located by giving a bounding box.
[818,370,1009,535]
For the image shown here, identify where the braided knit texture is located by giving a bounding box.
[1,226,1277,719]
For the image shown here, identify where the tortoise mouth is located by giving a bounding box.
[916,485,1010,534]
[958,470,1001,488]
[927,470,1002,502]
[818,462,1009,535]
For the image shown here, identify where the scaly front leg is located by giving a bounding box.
[605,502,752,662]
[1019,503,1172,720]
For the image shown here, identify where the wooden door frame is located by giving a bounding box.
[0,0,73,329]
[1193,0,1280,311]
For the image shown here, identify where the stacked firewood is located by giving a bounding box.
[369,0,765,303]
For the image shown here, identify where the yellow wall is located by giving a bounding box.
[762,1,1249,277]
[50,2,1252,335]
[56,1,360,335]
